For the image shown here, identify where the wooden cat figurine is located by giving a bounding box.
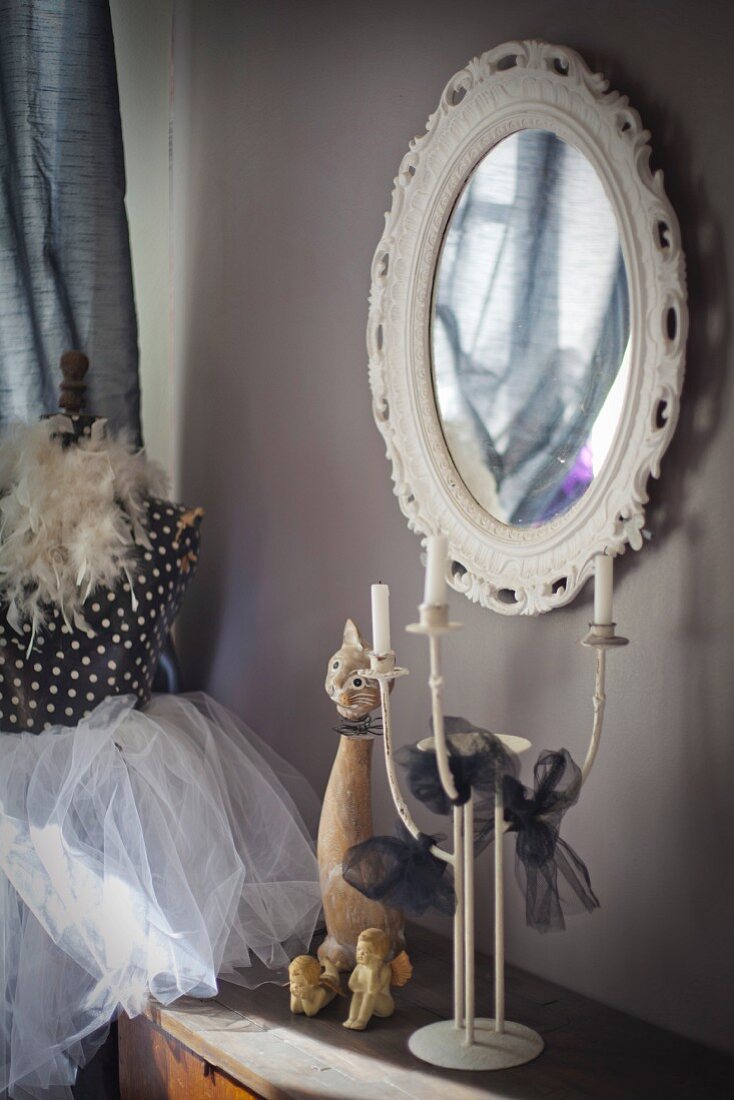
[318,619,406,972]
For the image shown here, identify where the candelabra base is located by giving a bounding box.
[407,1018,544,1071]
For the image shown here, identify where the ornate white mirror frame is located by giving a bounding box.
[367,40,687,614]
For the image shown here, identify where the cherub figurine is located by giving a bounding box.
[287,956,342,1017]
[344,928,413,1030]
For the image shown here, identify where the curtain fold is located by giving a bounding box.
[0,0,141,438]
[433,129,629,526]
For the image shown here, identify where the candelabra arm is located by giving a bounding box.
[406,604,463,805]
[581,647,607,786]
[362,658,453,866]
[428,634,460,803]
[579,622,628,788]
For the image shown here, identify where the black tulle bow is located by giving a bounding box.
[343,821,455,916]
[502,749,599,933]
[395,716,517,812]
[344,711,597,933]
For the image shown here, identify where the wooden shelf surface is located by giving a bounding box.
[122,925,733,1099]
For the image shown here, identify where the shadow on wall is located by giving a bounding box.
[643,166,730,549]
[540,45,734,1054]
[544,50,732,618]
[591,48,732,580]
[169,3,262,695]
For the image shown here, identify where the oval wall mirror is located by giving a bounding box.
[433,128,630,529]
[368,40,687,614]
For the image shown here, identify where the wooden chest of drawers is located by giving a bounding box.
[119,1013,262,1100]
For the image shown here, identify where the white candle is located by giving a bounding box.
[594,553,614,625]
[424,535,448,606]
[371,583,391,654]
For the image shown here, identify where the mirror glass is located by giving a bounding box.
[432,129,630,528]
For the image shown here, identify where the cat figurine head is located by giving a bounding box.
[325,619,380,721]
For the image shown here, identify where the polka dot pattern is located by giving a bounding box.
[0,499,201,733]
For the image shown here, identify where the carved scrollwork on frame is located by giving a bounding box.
[367,40,687,615]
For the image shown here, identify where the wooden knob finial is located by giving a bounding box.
[59,351,89,414]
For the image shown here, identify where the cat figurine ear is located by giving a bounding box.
[342,618,367,650]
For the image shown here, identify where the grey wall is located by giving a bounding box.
[171,0,734,1053]
[111,0,174,474]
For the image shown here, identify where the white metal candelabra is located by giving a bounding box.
[361,562,628,1071]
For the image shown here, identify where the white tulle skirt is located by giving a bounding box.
[0,693,323,1100]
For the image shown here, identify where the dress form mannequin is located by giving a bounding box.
[0,355,323,1100]
[0,353,202,732]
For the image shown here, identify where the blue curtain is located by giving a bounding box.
[0,0,141,439]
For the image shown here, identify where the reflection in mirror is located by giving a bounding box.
[432,129,630,528]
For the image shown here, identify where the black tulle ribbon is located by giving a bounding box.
[343,821,455,917]
[342,714,598,932]
[395,716,515,812]
[501,749,600,933]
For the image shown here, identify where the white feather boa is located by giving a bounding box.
[0,416,167,641]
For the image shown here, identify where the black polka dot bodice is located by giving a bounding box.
[0,499,201,733]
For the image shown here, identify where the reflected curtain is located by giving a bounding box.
[434,130,629,525]
[0,0,140,438]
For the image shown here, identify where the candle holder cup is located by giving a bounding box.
[368,650,401,675]
[405,602,463,637]
[581,622,630,648]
